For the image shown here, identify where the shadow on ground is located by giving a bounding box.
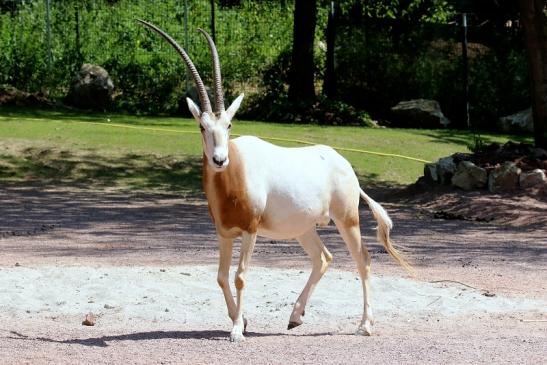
[0,147,203,194]
[0,185,545,268]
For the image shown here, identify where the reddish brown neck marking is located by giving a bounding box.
[203,141,259,238]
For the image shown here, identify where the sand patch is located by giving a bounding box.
[1,265,544,333]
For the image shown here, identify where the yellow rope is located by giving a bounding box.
[68,120,432,164]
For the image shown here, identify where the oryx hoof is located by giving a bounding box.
[355,320,373,336]
[287,321,303,330]
[230,332,245,342]
[243,316,248,334]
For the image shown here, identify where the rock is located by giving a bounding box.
[391,99,450,128]
[519,169,546,188]
[423,163,439,184]
[498,108,533,133]
[0,85,53,107]
[437,156,457,185]
[66,64,114,110]
[451,161,487,190]
[488,162,521,192]
[82,312,96,326]
[533,148,547,160]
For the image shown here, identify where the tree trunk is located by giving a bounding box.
[288,0,317,105]
[518,0,547,148]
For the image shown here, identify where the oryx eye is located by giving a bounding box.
[200,125,205,132]
[227,123,232,130]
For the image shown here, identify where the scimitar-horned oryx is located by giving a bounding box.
[138,19,412,342]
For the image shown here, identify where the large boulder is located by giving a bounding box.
[488,162,521,193]
[391,99,450,128]
[498,108,533,133]
[451,161,487,190]
[66,64,114,110]
[519,169,546,188]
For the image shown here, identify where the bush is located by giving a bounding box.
[0,0,293,114]
[333,17,529,129]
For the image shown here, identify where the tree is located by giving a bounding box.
[288,0,317,105]
[518,0,547,148]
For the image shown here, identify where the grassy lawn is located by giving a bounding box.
[0,108,531,195]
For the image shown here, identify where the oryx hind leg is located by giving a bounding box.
[288,228,332,330]
[334,218,373,336]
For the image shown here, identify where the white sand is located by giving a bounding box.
[1,265,545,332]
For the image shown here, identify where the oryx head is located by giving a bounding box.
[138,20,244,171]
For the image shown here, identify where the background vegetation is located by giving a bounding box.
[0,0,532,130]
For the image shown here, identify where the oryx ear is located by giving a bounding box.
[186,97,202,121]
[226,93,244,120]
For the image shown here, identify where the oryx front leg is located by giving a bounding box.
[335,221,373,336]
[288,228,332,330]
[230,231,257,342]
[217,236,238,323]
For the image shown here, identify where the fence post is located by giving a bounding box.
[184,0,189,92]
[45,0,53,89]
[210,0,216,43]
[461,12,470,128]
[75,4,82,64]
[323,1,337,98]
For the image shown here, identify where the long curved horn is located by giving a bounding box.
[197,28,224,114]
[137,19,212,114]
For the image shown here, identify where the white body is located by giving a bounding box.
[201,134,409,342]
[233,136,360,240]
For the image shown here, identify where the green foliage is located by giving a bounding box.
[331,0,455,23]
[467,47,529,127]
[0,0,293,114]
[333,8,529,128]
[0,0,534,131]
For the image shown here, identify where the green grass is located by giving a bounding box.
[0,108,531,194]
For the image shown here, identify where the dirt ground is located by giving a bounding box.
[0,184,546,364]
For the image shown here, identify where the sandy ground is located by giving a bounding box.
[0,185,546,364]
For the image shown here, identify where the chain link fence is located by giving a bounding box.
[332,10,528,128]
[0,0,294,113]
[0,1,530,128]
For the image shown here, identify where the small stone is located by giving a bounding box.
[104,304,115,309]
[534,148,547,160]
[424,163,439,184]
[437,156,457,185]
[451,161,487,190]
[519,169,546,188]
[488,161,521,192]
[14,262,21,267]
[82,313,96,326]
